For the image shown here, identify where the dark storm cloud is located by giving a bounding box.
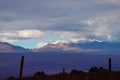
[0,0,120,21]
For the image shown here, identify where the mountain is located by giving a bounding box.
[32,41,120,53]
[68,41,120,51]
[0,42,30,53]
[0,41,120,53]
[32,42,95,52]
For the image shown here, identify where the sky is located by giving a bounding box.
[0,0,120,48]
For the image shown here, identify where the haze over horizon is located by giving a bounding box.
[0,0,120,49]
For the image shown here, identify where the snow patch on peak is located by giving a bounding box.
[36,42,48,48]
[51,40,69,44]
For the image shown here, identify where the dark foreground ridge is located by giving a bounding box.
[7,70,120,80]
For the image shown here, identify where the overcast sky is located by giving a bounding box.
[0,0,120,48]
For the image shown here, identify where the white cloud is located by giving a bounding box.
[18,30,44,39]
[0,37,17,43]
[0,29,45,43]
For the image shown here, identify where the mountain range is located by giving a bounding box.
[32,42,95,53]
[0,41,120,53]
[0,42,30,53]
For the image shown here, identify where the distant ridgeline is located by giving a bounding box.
[0,41,120,53]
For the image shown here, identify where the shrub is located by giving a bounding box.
[34,71,46,76]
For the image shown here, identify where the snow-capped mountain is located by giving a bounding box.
[0,41,120,53]
[32,42,95,52]
[32,41,120,52]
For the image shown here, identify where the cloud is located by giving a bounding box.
[18,30,44,39]
[0,30,44,43]
[106,0,120,4]
[1,10,120,43]
[0,0,120,47]
[0,0,120,22]
[0,37,17,43]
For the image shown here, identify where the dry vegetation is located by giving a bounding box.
[7,70,120,80]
